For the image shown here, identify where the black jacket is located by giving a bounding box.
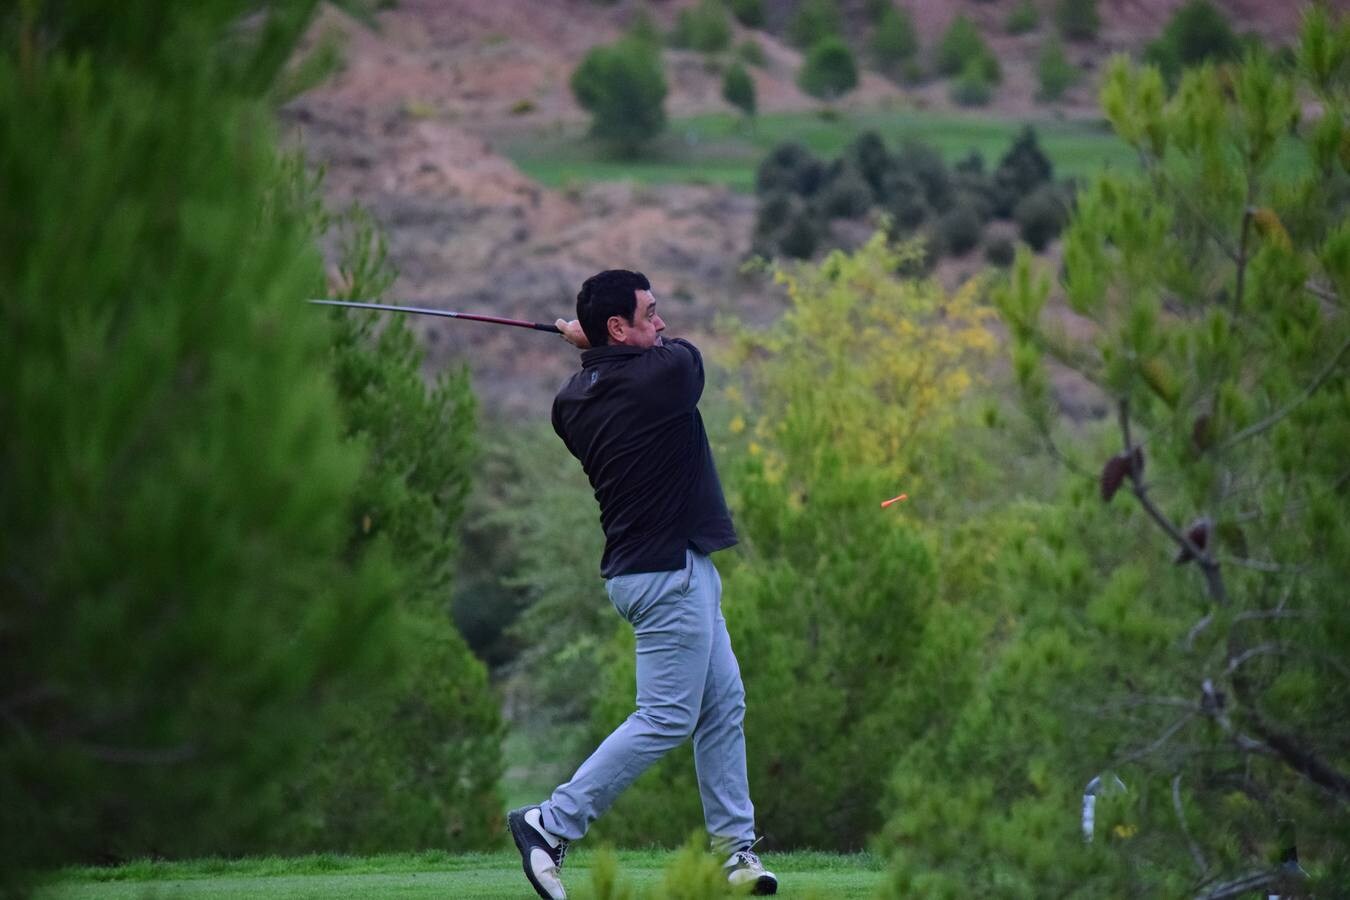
[552,337,738,577]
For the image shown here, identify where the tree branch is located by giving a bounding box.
[1172,774,1208,878]
[1116,710,1198,766]
[1118,398,1229,606]
[1214,334,1350,455]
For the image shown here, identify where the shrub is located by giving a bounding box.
[777,201,821,258]
[1144,0,1241,84]
[670,0,732,53]
[985,235,1016,265]
[892,140,955,211]
[789,0,843,48]
[738,38,767,67]
[1013,183,1069,249]
[818,165,876,218]
[950,58,995,105]
[936,14,1001,82]
[798,36,860,100]
[756,141,826,196]
[722,61,757,118]
[843,130,894,199]
[1006,0,1040,35]
[872,6,919,78]
[1055,0,1099,41]
[935,201,984,255]
[1036,32,1078,101]
[730,0,765,28]
[571,37,667,155]
[884,173,932,229]
[992,126,1053,216]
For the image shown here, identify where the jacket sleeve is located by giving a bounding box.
[645,337,704,411]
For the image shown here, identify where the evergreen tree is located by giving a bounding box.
[730,0,765,29]
[670,0,732,54]
[722,60,757,119]
[883,18,1350,895]
[1036,31,1079,101]
[1144,0,1242,84]
[1055,0,1099,41]
[797,36,859,101]
[936,14,1001,82]
[0,2,404,887]
[281,209,503,853]
[871,6,919,79]
[789,0,843,49]
[571,37,668,156]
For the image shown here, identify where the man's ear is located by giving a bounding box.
[606,315,627,344]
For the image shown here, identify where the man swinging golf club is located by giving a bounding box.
[507,270,777,898]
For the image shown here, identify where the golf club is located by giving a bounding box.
[309,299,563,334]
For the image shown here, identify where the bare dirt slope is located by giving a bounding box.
[282,0,1307,417]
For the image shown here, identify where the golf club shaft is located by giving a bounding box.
[309,299,562,333]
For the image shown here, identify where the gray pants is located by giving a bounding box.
[539,549,756,853]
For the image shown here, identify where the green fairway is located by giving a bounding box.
[42,849,886,899]
[502,108,1137,191]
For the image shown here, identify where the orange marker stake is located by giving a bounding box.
[880,493,909,509]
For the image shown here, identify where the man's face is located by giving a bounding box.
[609,289,665,349]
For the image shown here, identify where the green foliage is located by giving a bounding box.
[571,37,668,155]
[722,61,757,118]
[1054,0,1099,41]
[3,0,321,97]
[935,14,1000,82]
[755,141,826,197]
[729,0,765,29]
[753,129,1071,266]
[778,200,823,258]
[1005,0,1040,36]
[949,58,994,106]
[912,27,1350,895]
[817,165,874,218]
[1143,0,1242,85]
[985,234,1016,266]
[590,235,999,850]
[935,200,984,254]
[871,6,919,78]
[282,209,502,853]
[670,0,732,54]
[1036,31,1078,101]
[1013,182,1069,249]
[0,6,408,888]
[797,35,859,101]
[789,0,844,49]
[992,126,1054,216]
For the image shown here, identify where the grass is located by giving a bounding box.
[41,849,886,899]
[501,108,1138,191]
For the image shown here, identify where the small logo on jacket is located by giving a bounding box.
[590,371,599,386]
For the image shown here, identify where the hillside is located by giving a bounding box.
[281,0,1306,416]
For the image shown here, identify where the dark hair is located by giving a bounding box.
[577,269,650,347]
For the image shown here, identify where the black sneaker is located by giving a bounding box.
[507,806,568,900]
[725,848,778,895]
